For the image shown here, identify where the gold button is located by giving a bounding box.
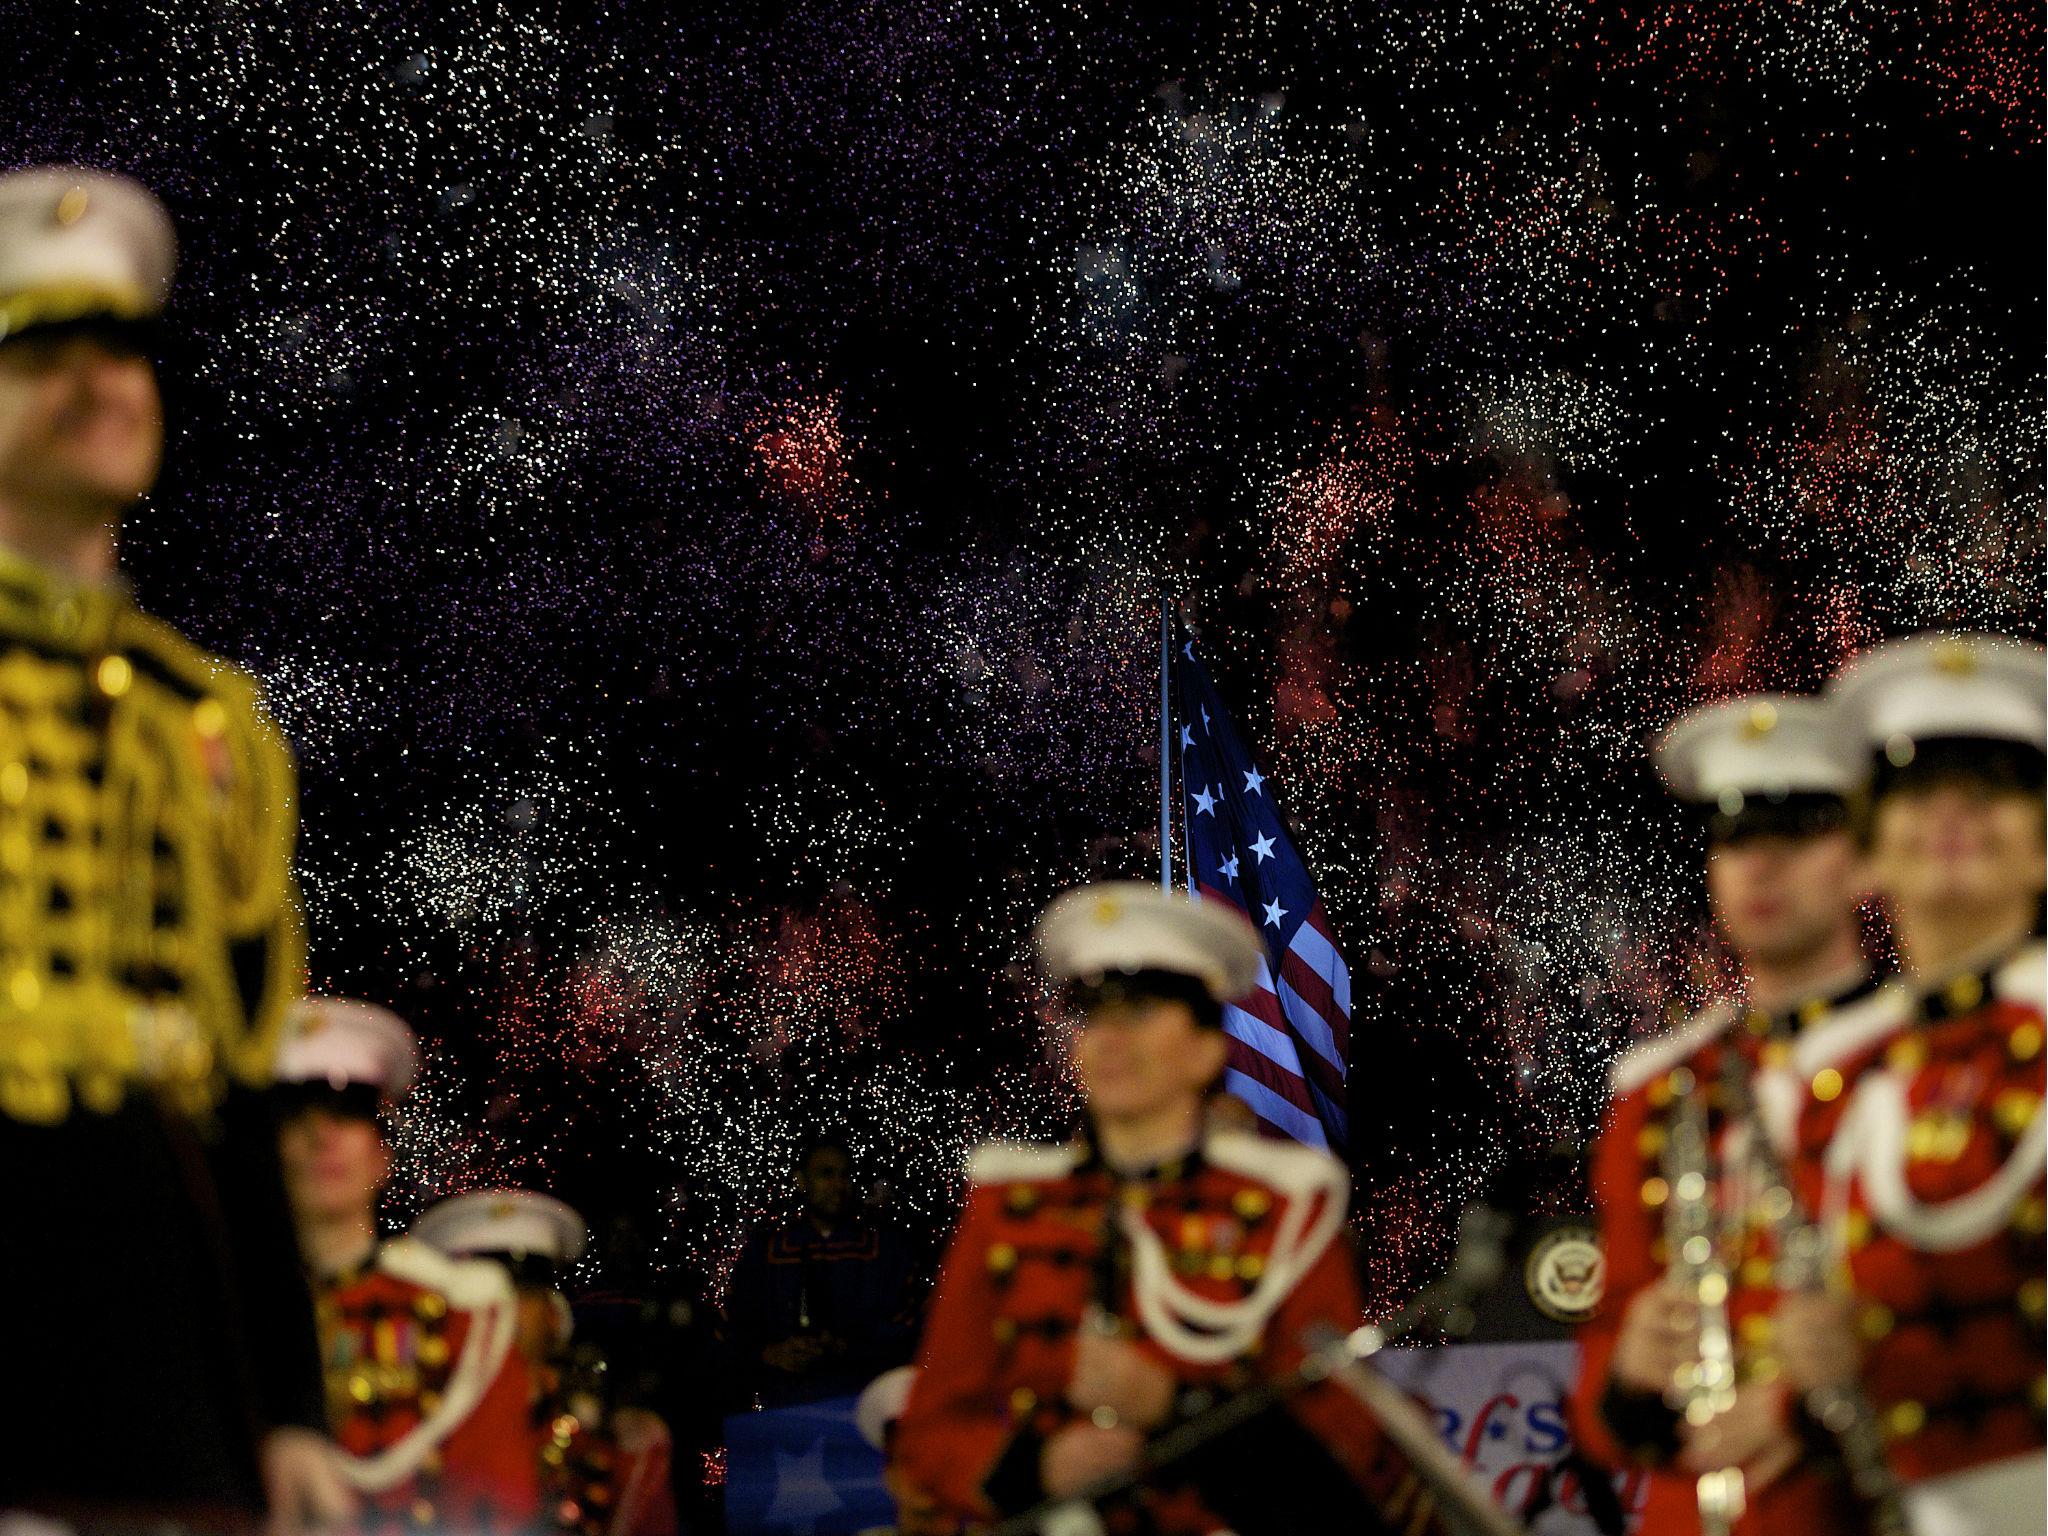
[1744,1009,1771,1037]
[1739,1256,1773,1288]
[1993,1090,2040,1138]
[1232,1188,1272,1221]
[414,1291,448,1321]
[94,654,132,698]
[1647,1076,1674,1108]
[1207,1254,1234,1281]
[1235,1253,1265,1281]
[1844,1210,1873,1249]
[347,1372,375,1404]
[1811,1068,1844,1102]
[1636,1124,1667,1158]
[2019,1279,2046,1321]
[2010,1023,2044,1063]
[417,1334,451,1368]
[1858,1304,1894,1341]
[1640,1176,1670,1208]
[1883,1401,1926,1440]
[418,1449,442,1476]
[417,1390,442,1415]
[410,1499,436,1527]
[991,1318,1018,1345]
[0,761,26,806]
[1886,1037,1927,1073]
[1749,1354,1782,1384]
[1760,1041,1790,1070]
[1668,1067,1696,1097]
[1945,974,1985,1013]
[1008,1387,1037,1416]
[1909,1112,1971,1163]
[986,1242,1018,1276]
[1005,1184,1038,1214]
[1797,998,1829,1029]
[2014,1197,2047,1237]
[192,698,228,739]
[1738,1314,1774,1345]
[9,968,41,1010]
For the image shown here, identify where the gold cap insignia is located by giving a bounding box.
[1741,701,1779,739]
[1932,640,1979,677]
[53,187,89,227]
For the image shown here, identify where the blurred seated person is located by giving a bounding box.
[727,1136,917,1407]
[416,1188,679,1536]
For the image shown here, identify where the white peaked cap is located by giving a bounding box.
[1036,880,1263,1004]
[0,167,176,340]
[855,1366,919,1451]
[273,996,419,1097]
[1654,695,1862,808]
[412,1189,588,1266]
[1828,632,2047,759]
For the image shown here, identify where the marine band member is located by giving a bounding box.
[892,881,1466,1535]
[0,165,344,1524]
[1572,694,1880,1535]
[274,996,543,1527]
[1776,633,2047,1536]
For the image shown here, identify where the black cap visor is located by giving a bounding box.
[1700,791,1851,848]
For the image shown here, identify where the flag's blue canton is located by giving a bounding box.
[1175,631,1352,1152]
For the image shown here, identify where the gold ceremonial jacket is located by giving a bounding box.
[0,548,301,1124]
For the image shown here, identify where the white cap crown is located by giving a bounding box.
[0,167,176,340]
[273,997,419,1097]
[1654,694,1860,808]
[1036,880,1263,1004]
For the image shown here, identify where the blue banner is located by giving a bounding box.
[723,1394,896,1536]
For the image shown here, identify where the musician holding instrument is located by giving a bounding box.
[1572,694,1883,1536]
[890,881,1468,1535]
[1776,633,2046,1536]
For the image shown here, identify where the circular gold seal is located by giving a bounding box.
[1525,1224,1604,1323]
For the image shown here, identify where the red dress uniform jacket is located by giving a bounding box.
[317,1237,543,1529]
[1779,941,2046,1520]
[893,1128,1449,1535]
[1571,987,1879,1536]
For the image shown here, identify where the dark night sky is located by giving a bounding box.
[3,0,2040,1297]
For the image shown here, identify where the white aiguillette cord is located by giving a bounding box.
[1119,1161,1349,1366]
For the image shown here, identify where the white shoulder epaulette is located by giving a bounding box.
[1202,1127,1349,1201]
[967,1141,1080,1185]
[1609,1003,1737,1099]
[1995,941,2047,1013]
[376,1235,517,1309]
[1790,980,1913,1079]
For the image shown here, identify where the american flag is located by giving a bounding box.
[1173,628,1352,1151]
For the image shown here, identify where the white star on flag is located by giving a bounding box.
[1217,853,1239,881]
[1243,767,1265,795]
[1262,897,1287,928]
[1179,724,1195,751]
[1249,831,1276,863]
[1191,786,1217,816]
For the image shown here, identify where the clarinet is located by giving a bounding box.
[1718,1049,1910,1536]
[1662,1065,1745,1536]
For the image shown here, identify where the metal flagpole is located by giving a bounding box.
[1159,596,1173,893]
